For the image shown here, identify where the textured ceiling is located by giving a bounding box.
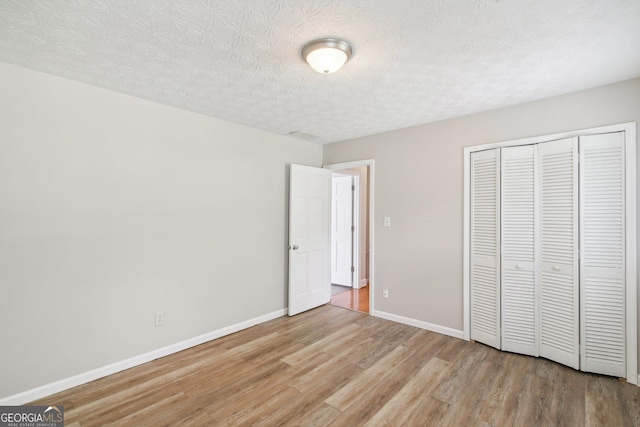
[0,0,639,144]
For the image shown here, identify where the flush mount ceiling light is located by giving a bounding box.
[301,38,353,74]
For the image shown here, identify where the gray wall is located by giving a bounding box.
[324,78,640,340]
[0,63,321,399]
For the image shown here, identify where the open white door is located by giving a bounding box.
[331,174,354,287]
[288,164,332,316]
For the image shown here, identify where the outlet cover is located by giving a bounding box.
[155,312,164,327]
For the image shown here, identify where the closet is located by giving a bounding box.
[469,130,629,378]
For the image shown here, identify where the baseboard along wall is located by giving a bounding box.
[3,307,467,404]
[372,310,465,340]
[0,309,287,405]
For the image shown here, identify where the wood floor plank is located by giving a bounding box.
[430,338,491,405]
[477,358,530,425]
[438,359,509,427]
[201,368,293,419]
[61,354,224,425]
[586,388,624,427]
[511,371,552,427]
[26,305,640,427]
[329,335,379,361]
[201,352,333,421]
[282,307,365,346]
[190,359,290,409]
[402,395,450,426]
[216,386,300,426]
[292,353,362,394]
[281,323,361,365]
[102,392,212,427]
[257,362,364,426]
[363,356,453,426]
[618,380,640,425]
[354,314,393,334]
[350,326,422,370]
[585,374,634,427]
[284,403,342,427]
[328,336,453,427]
[543,365,586,426]
[325,344,413,411]
[399,328,439,352]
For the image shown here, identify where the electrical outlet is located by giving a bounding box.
[382,289,389,299]
[155,311,164,327]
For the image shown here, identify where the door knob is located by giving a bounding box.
[553,265,560,271]
[290,245,299,250]
[515,264,522,270]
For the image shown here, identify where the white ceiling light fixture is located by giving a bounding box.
[302,38,353,74]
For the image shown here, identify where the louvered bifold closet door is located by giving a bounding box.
[538,138,580,369]
[501,145,537,356]
[579,132,626,377]
[470,149,501,348]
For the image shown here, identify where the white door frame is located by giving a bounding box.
[463,122,637,385]
[324,159,375,312]
[351,174,361,288]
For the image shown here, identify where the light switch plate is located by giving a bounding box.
[384,217,391,227]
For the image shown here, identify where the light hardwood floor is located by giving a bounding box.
[32,305,640,426]
[330,285,369,313]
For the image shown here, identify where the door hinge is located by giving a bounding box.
[351,225,355,232]
[352,185,355,191]
[351,266,355,273]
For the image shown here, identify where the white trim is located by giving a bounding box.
[324,159,375,313]
[465,122,635,152]
[0,309,286,405]
[463,151,470,340]
[353,174,360,289]
[463,121,637,385]
[625,123,637,385]
[360,279,368,287]
[373,310,464,340]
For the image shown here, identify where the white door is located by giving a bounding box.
[288,164,332,316]
[331,174,354,286]
[579,132,626,377]
[538,137,580,369]
[470,149,501,349]
[501,145,537,356]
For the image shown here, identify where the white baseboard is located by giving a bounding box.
[0,308,287,405]
[372,310,464,340]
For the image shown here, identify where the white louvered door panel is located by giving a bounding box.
[470,149,501,349]
[579,132,626,377]
[501,145,537,356]
[538,138,580,369]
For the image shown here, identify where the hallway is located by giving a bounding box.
[330,285,369,313]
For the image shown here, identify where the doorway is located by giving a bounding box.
[324,161,373,314]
